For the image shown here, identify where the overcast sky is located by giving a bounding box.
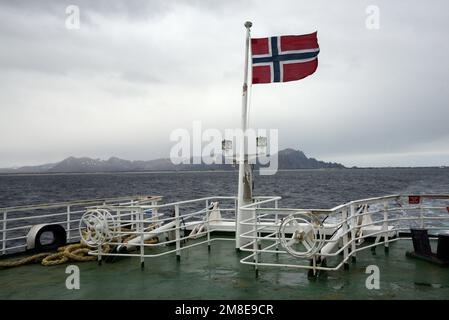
[0,0,448,168]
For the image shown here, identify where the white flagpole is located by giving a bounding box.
[236,21,253,250]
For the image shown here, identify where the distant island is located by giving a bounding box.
[0,148,345,174]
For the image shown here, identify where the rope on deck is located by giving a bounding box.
[0,228,158,268]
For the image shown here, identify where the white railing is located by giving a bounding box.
[0,195,162,255]
[239,194,449,274]
[84,196,241,266]
[2,193,449,275]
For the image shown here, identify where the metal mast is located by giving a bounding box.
[236,21,254,249]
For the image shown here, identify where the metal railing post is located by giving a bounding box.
[383,201,389,252]
[2,211,6,255]
[139,207,145,269]
[253,208,259,277]
[349,204,357,262]
[175,204,181,261]
[206,200,211,251]
[130,200,136,230]
[66,205,71,242]
[151,200,158,225]
[275,200,279,252]
[234,198,238,235]
[342,207,349,270]
[256,203,261,251]
[117,208,123,243]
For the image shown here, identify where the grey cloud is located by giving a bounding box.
[0,0,448,167]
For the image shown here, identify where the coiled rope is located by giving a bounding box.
[0,228,158,268]
[39,243,113,266]
[0,243,111,268]
[0,252,51,268]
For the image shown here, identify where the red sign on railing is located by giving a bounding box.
[408,196,421,204]
[447,207,449,213]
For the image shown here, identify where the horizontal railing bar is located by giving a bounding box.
[0,195,162,212]
[89,237,228,258]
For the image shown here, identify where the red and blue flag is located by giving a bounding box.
[251,31,319,84]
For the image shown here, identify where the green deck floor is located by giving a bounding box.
[1,236,449,299]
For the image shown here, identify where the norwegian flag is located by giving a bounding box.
[251,31,319,84]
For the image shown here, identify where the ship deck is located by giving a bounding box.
[1,235,448,300]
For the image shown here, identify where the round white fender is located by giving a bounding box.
[27,223,67,251]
